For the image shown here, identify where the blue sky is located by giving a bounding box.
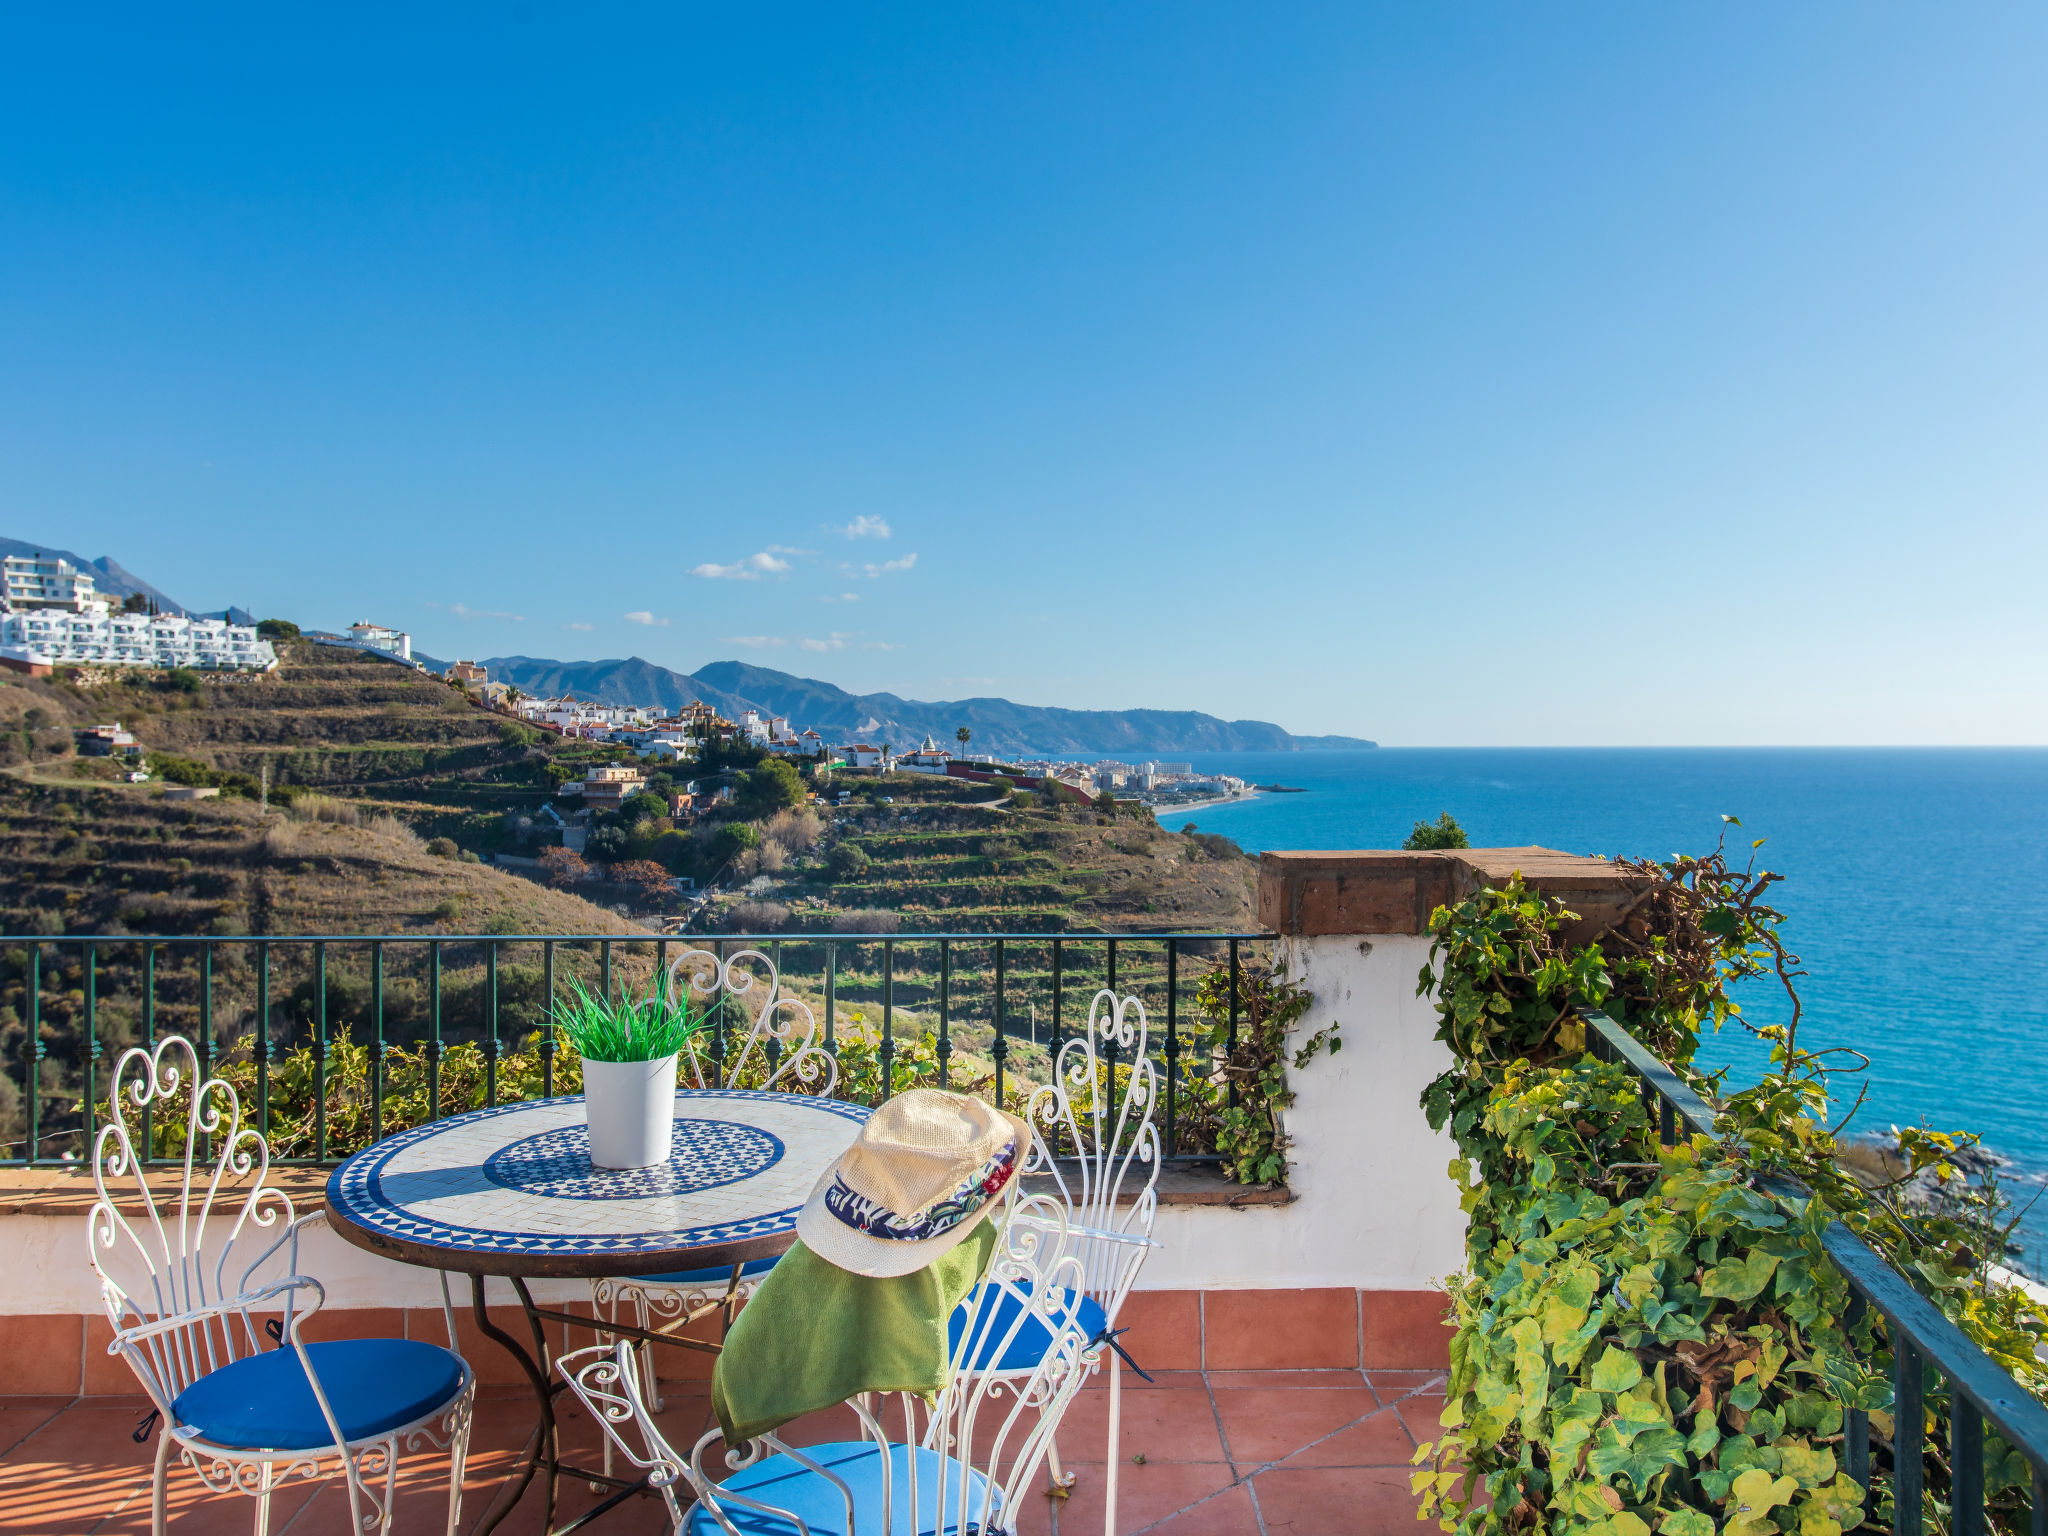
[2,6,2043,745]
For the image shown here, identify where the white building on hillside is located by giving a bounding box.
[896,734,952,773]
[345,621,411,661]
[516,695,657,737]
[300,620,420,666]
[0,556,275,672]
[768,727,824,757]
[4,554,100,610]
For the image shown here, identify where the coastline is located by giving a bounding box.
[1147,789,1262,819]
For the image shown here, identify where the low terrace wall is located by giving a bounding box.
[0,846,1645,1390]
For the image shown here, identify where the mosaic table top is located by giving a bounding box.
[324,1089,870,1277]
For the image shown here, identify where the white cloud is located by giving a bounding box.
[800,633,851,653]
[844,553,918,579]
[720,635,788,648]
[862,641,905,651]
[690,550,792,580]
[818,592,861,604]
[623,611,670,627]
[427,602,526,622]
[565,621,594,631]
[838,515,892,540]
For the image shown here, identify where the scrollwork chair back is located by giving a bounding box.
[1024,988,1162,1311]
[87,1035,298,1409]
[665,945,839,1097]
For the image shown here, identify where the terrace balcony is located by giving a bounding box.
[1,848,2042,1534]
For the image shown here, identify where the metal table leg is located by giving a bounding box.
[465,1274,658,1536]
[468,1272,558,1536]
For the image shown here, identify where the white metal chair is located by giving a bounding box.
[561,1190,1096,1535]
[590,948,841,1450]
[965,987,1162,1534]
[87,1035,475,1536]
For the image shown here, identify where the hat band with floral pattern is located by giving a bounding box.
[821,1136,1019,1243]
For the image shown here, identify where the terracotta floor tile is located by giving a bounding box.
[1031,1457,1244,1536]
[0,1398,72,1459]
[1251,1464,1422,1536]
[1054,1380,1227,1467]
[1282,1409,1417,1469]
[1138,1482,1262,1535]
[1,1399,325,1536]
[1209,1384,1385,1469]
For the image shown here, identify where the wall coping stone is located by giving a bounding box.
[1258,846,1653,940]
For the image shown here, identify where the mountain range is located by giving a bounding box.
[2,540,1370,753]
[439,653,1375,757]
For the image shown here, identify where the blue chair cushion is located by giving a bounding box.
[947,1285,1107,1375]
[632,1256,780,1287]
[684,1441,989,1536]
[171,1338,467,1451]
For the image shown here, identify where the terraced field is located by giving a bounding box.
[718,791,1259,935]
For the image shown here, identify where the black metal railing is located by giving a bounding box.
[0,930,1269,1169]
[1586,1008,2048,1536]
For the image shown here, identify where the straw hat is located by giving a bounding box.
[796,1089,1033,1278]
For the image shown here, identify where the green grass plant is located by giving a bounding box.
[552,979,703,1063]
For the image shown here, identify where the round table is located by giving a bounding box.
[324,1087,871,1534]
[326,1087,870,1276]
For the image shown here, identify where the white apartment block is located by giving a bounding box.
[4,554,99,610]
[0,556,276,672]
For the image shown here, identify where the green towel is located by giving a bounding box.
[711,1223,998,1446]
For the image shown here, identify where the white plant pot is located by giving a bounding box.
[581,1053,680,1170]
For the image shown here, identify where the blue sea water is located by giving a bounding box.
[1168,748,2048,1238]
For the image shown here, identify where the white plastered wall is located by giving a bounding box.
[1138,931,1467,1291]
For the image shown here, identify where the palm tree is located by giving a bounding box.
[956,726,971,751]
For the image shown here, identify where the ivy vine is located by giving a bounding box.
[1411,828,2048,1536]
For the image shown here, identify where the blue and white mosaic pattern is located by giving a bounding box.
[483,1117,783,1202]
[327,1089,869,1259]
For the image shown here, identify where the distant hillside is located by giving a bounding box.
[0,536,192,614]
[475,654,1375,756]
[0,652,646,940]
[445,654,758,721]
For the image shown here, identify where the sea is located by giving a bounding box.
[1165,748,2048,1263]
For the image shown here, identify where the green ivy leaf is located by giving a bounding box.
[1592,1345,1645,1395]
[1775,1442,1835,1490]
[1590,1423,1688,1492]
[1660,1509,1717,1536]
[1701,1251,1781,1303]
